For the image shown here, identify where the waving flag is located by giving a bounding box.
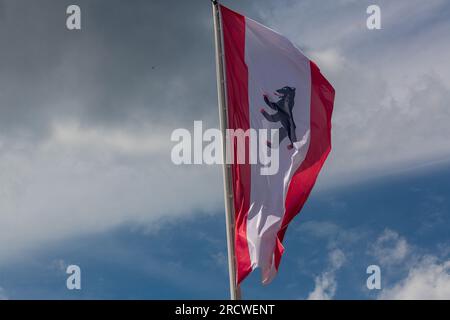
[219,4,335,285]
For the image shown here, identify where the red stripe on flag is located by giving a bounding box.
[274,61,335,270]
[220,5,253,284]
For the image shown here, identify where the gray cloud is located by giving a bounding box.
[0,0,224,140]
[370,229,410,267]
[379,256,450,299]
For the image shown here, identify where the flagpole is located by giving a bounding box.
[211,0,241,300]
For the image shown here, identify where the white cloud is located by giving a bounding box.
[307,249,346,300]
[370,229,410,266]
[379,256,450,299]
[307,271,337,300]
[329,249,346,269]
[51,121,168,155]
[308,48,346,73]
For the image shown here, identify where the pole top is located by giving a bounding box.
[211,0,219,6]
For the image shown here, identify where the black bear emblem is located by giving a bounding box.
[260,86,297,150]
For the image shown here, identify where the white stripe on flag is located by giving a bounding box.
[245,17,312,284]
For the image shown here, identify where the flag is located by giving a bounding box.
[219,4,335,285]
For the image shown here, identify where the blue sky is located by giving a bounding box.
[0,0,450,299]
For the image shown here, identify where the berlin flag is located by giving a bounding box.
[219,4,335,285]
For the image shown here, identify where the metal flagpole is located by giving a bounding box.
[211,0,241,300]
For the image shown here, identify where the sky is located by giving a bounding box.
[0,0,449,299]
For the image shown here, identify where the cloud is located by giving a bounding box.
[369,229,450,299]
[379,256,450,299]
[370,229,410,266]
[307,271,337,300]
[309,49,346,73]
[307,249,346,300]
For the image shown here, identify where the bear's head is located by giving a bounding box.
[275,86,296,98]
